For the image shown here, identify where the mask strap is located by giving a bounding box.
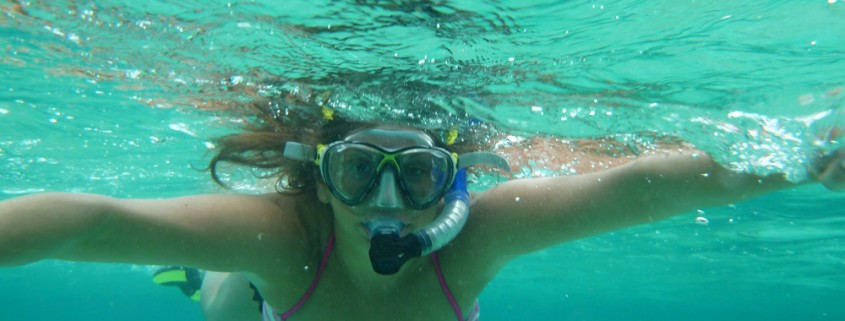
[284,142,317,162]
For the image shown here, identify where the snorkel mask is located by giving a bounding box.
[284,128,510,275]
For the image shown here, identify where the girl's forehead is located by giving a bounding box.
[344,128,435,148]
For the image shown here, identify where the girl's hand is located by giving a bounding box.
[815,148,845,191]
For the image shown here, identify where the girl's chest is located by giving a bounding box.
[259,260,483,321]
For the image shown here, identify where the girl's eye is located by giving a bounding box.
[403,162,431,180]
[348,160,373,178]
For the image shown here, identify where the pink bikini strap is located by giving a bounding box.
[431,252,464,321]
[279,235,336,320]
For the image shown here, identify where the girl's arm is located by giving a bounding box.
[0,192,304,273]
[813,148,845,191]
[467,149,844,261]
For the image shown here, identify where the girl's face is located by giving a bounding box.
[317,127,444,240]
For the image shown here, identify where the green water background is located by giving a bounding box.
[2,1,845,320]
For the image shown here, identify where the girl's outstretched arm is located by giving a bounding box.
[0,192,304,273]
[466,149,844,261]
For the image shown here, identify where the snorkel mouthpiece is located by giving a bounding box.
[364,218,421,275]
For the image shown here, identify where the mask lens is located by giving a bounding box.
[397,149,453,208]
[321,142,455,208]
[324,144,382,204]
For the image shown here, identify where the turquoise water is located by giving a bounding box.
[2,1,845,320]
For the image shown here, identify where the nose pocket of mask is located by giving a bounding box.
[370,167,404,209]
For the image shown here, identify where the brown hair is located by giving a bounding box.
[208,94,489,193]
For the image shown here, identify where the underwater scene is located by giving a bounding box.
[1,1,844,320]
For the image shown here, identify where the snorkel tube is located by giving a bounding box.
[365,151,509,275]
[365,168,469,274]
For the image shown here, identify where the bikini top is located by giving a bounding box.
[261,235,480,321]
